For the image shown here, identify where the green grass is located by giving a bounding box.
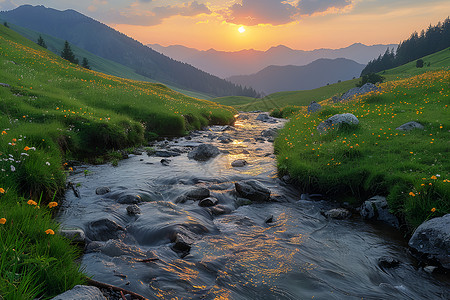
[0,24,236,298]
[275,70,450,229]
[0,19,213,100]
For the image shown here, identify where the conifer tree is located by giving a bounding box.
[3,22,8,28]
[37,35,47,49]
[61,40,77,64]
[81,57,91,69]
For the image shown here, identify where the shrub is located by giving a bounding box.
[356,73,384,87]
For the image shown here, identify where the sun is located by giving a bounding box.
[238,26,246,33]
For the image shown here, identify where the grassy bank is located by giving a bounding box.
[275,69,449,229]
[0,25,235,299]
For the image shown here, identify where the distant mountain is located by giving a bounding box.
[227,58,365,95]
[0,5,258,97]
[148,43,397,78]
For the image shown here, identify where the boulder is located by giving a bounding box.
[396,121,425,131]
[160,158,171,166]
[126,204,141,215]
[256,113,270,121]
[317,113,359,132]
[186,187,210,200]
[261,128,278,138]
[199,197,219,207]
[340,83,378,101]
[324,208,351,219]
[171,232,194,254]
[51,285,106,300]
[332,96,340,103]
[408,214,450,269]
[95,187,110,195]
[85,219,125,241]
[360,196,399,228]
[307,101,322,113]
[231,159,248,167]
[235,180,271,202]
[154,150,181,157]
[59,228,86,243]
[117,194,142,205]
[188,144,220,161]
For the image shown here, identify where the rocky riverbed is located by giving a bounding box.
[56,113,449,299]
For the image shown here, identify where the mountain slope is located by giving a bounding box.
[227,58,365,94]
[0,5,256,97]
[149,43,396,78]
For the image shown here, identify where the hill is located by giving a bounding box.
[0,19,212,100]
[0,5,258,98]
[0,23,237,299]
[149,43,396,78]
[227,58,365,95]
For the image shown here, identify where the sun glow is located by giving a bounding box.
[238,26,246,33]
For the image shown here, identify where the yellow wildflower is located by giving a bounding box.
[45,229,55,235]
[48,202,58,208]
[0,218,6,224]
[27,200,37,206]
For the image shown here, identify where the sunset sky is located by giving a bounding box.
[0,0,449,51]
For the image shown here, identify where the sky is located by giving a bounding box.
[0,0,449,51]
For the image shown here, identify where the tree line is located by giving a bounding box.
[36,36,90,69]
[361,17,450,75]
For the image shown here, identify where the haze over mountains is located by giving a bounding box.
[227,58,365,95]
[0,5,258,98]
[149,43,397,78]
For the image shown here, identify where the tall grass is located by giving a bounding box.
[275,70,450,229]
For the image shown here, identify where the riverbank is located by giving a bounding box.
[275,70,450,230]
[54,112,449,299]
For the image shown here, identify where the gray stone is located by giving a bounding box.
[154,150,181,157]
[256,113,270,121]
[324,208,351,219]
[59,228,85,243]
[261,128,278,138]
[188,144,220,161]
[117,194,142,204]
[0,83,11,88]
[95,187,110,195]
[218,136,233,143]
[340,83,378,101]
[378,256,400,269]
[51,285,106,300]
[126,204,141,215]
[332,95,340,103]
[86,219,125,241]
[360,196,399,228]
[231,159,247,167]
[186,187,210,200]
[317,113,359,132]
[171,232,194,253]
[234,197,252,207]
[235,180,271,202]
[408,214,450,269]
[199,197,219,207]
[307,101,322,113]
[160,158,171,166]
[396,121,425,131]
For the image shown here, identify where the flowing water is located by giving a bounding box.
[57,113,449,299]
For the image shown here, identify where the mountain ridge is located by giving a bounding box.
[148,42,397,78]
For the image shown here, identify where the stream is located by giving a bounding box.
[57,113,449,299]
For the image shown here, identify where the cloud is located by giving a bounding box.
[226,0,299,26]
[297,0,353,15]
[153,1,211,18]
[0,0,17,11]
[101,1,211,26]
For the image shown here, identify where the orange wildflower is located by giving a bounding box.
[48,202,58,208]
[24,146,30,151]
[45,229,55,235]
[408,192,416,197]
[431,175,437,180]
[0,188,5,194]
[27,200,37,206]
[0,218,6,224]
[431,208,436,213]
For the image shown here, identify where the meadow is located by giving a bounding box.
[0,25,235,299]
[274,69,449,229]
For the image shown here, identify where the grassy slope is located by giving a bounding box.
[1,19,212,100]
[274,49,450,229]
[0,25,235,299]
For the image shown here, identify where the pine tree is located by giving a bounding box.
[3,22,9,28]
[37,35,47,49]
[61,41,77,64]
[81,57,91,69]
